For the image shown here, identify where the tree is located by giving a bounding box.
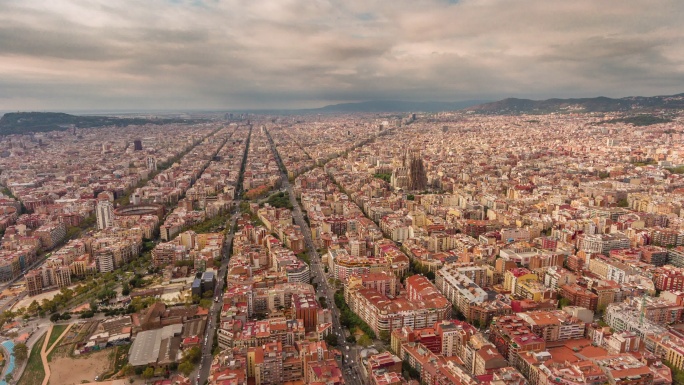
[373,173,392,183]
[178,361,194,376]
[121,364,134,376]
[183,346,202,364]
[558,298,572,309]
[14,343,28,362]
[26,299,40,315]
[41,298,57,314]
[673,370,684,385]
[379,331,390,343]
[199,299,212,309]
[142,367,155,379]
[358,334,373,348]
[402,360,420,381]
[154,366,165,378]
[129,274,146,288]
[50,313,61,322]
[60,287,74,301]
[121,282,130,296]
[596,304,607,316]
[80,311,95,319]
[346,336,356,344]
[324,333,339,347]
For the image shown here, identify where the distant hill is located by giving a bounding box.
[304,100,489,113]
[0,112,205,135]
[220,100,489,115]
[467,93,684,114]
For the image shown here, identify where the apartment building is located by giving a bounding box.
[345,271,398,300]
[577,233,629,256]
[152,243,189,266]
[346,275,450,336]
[434,265,488,320]
[653,265,684,291]
[592,354,653,385]
[604,302,667,341]
[488,315,546,365]
[560,284,599,311]
[25,264,71,297]
[517,310,585,342]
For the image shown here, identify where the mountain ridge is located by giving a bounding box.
[0,112,206,135]
[466,93,684,114]
[3,93,684,135]
[304,100,489,113]
[215,100,489,114]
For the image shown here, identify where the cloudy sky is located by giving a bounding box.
[1,0,683,111]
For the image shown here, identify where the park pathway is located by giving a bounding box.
[39,325,52,385]
[40,323,74,385]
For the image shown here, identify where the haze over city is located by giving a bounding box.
[1,0,684,111]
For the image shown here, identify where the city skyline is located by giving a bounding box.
[1,0,683,111]
[1,100,684,384]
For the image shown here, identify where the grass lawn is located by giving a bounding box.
[46,324,67,352]
[48,324,81,362]
[17,333,46,385]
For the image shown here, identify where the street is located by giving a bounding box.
[194,125,368,385]
[265,127,366,385]
[194,206,241,385]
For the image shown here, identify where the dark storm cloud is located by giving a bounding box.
[0,0,683,110]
